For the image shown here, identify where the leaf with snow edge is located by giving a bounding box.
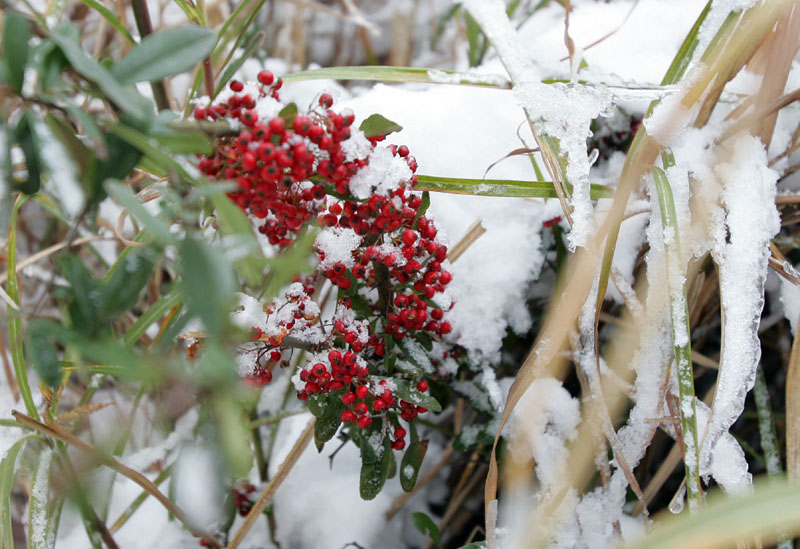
[411,511,440,545]
[283,65,511,89]
[359,436,392,500]
[25,319,65,388]
[411,191,430,230]
[359,114,403,139]
[1,437,34,548]
[112,25,215,85]
[28,447,55,549]
[209,192,266,287]
[314,392,344,452]
[414,174,613,199]
[49,24,153,122]
[3,11,31,94]
[307,393,327,418]
[393,379,441,412]
[400,439,428,492]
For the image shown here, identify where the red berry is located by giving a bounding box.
[341,410,356,424]
[391,439,406,450]
[402,229,417,246]
[342,392,356,405]
[355,402,369,415]
[319,93,333,108]
[394,427,407,439]
[355,385,369,399]
[257,70,275,86]
[230,80,244,92]
[356,415,372,428]
[417,380,429,392]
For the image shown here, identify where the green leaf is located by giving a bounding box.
[27,447,56,549]
[400,439,428,492]
[214,32,265,97]
[100,247,155,317]
[109,123,192,181]
[464,11,483,67]
[283,65,511,89]
[1,437,33,549]
[209,192,265,287]
[104,180,175,246]
[359,436,392,501]
[122,289,181,347]
[49,24,153,122]
[359,114,403,139]
[3,11,31,94]
[278,103,298,127]
[25,319,65,388]
[411,511,440,545]
[112,25,215,85]
[150,129,214,155]
[414,174,613,199]
[212,390,252,476]
[77,0,135,44]
[180,236,235,337]
[393,379,442,412]
[0,124,12,237]
[57,254,104,336]
[307,393,327,418]
[13,112,43,194]
[314,392,344,452]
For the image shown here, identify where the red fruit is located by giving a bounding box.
[269,117,285,134]
[319,93,333,108]
[341,410,356,424]
[439,270,452,285]
[417,380,429,392]
[372,399,386,411]
[241,110,258,127]
[440,321,452,334]
[242,151,257,171]
[355,402,369,415]
[394,427,407,439]
[193,107,206,120]
[356,415,372,429]
[342,392,356,405]
[391,439,406,450]
[355,385,369,399]
[402,229,417,246]
[328,350,342,364]
[398,145,409,157]
[230,80,244,92]
[257,70,275,86]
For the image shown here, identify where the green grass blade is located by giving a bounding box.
[415,174,612,199]
[652,164,701,512]
[78,0,135,45]
[122,290,182,347]
[1,436,35,547]
[282,66,512,89]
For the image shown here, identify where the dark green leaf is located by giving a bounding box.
[112,25,215,85]
[359,114,403,139]
[50,24,153,122]
[25,319,64,388]
[393,379,442,412]
[100,247,155,317]
[3,11,31,94]
[13,112,42,194]
[411,511,440,545]
[359,436,391,501]
[57,254,104,336]
[151,129,214,155]
[314,392,344,452]
[307,393,327,418]
[400,439,428,492]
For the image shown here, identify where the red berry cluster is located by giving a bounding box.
[198,72,456,455]
[232,483,256,516]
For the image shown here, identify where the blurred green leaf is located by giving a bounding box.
[13,112,43,194]
[359,114,403,139]
[105,180,175,246]
[262,228,316,298]
[212,390,252,476]
[3,11,31,94]
[123,289,182,347]
[209,192,266,287]
[283,65,510,89]
[412,511,440,545]
[151,129,213,155]
[112,25,215,85]
[0,124,12,237]
[57,254,104,336]
[180,236,235,337]
[49,24,153,122]
[100,247,156,318]
[278,103,298,126]
[464,11,483,67]
[400,439,428,492]
[25,319,65,388]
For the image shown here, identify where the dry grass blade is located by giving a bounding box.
[11,411,222,548]
[226,417,316,549]
[787,312,800,479]
[448,220,487,263]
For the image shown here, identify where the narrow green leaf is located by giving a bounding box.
[0,124,12,237]
[57,254,103,334]
[3,11,31,94]
[214,32,264,97]
[49,25,153,122]
[314,393,344,452]
[1,437,33,548]
[77,0,135,45]
[150,129,213,155]
[212,391,252,477]
[283,65,511,89]
[123,289,182,347]
[109,123,192,181]
[464,11,483,67]
[359,114,403,139]
[180,236,235,337]
[100,248,155,318]
[112,25,215,84]
[414,174,613,199]
[14,112,43,195]
[400,439,428,492]
[411,511,440,545]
